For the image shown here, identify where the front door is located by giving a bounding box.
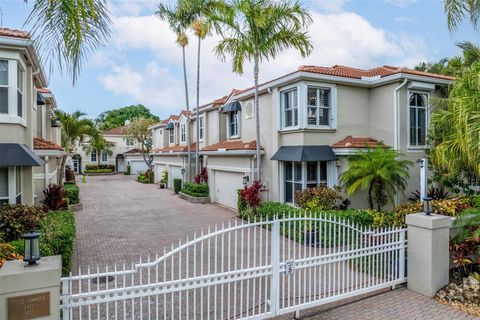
[73,159,80,173]
[117,157,125,172]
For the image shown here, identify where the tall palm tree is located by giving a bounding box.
[457,41,480,66]
[54,110,93,183]
[180,0,224,175]
[213,0,312,180]
[24,0,111,84]
[341,147,412,211]
[156,2,194,181]
[445,0,480,31]
[82,128,114,167]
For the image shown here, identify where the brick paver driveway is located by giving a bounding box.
[72,174,237,271]
[71,174,475,320]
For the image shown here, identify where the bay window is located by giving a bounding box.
[307,87,331,126]
[409,93,427,147]
[0,59,25,119]
[281,88,298,128]
[228,110,239,138]
[284,161,328,203]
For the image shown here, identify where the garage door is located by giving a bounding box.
[213,170,244,209]
[130,161,148,174]
[169,166,183,188]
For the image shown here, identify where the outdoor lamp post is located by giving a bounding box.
[423,197,433,216]
[23,232,41,266]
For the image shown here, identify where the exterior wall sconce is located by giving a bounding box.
[423,197,433,216]
[243,175,250,186]
[23,232,41,266]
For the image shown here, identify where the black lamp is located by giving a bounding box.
[243,175,249,186]
[23,232,41,266]
[423,197,433,216]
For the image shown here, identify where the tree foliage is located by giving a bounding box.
[82,127,114,166]
[340,147,413,211]
[95,105,159,131]
[125,117,157,169]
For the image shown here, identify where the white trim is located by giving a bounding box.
[0,114,27,126]
[208,165,251,173]
[34,149,66,156]
[332,148,371,156]
[201,150,261,156]
[34,168,58,180]
[226,110,240,139]
[407,90,429,149]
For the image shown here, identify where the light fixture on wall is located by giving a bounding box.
[243,175,250,186]
[423,197,432,216]
[23,232,41,266]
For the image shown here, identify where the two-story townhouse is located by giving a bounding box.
[0,27,64,207]
[200,65,453,209]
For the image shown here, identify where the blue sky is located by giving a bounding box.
[1,0,476,120]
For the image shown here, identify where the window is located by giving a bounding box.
[199,115,204,141]
[101,150,108,162]
[91,149,97,162]
[409,93,427,147]
[0,168,8,208]
[307,87,330,126]
[284,161,328,203]
[169,128,175,144]
[0,60,8,114]
[281,88,298,128]
[229,110,239,137]
[15,167,21,204]
[180,123,186,143]
[17,64,23,117]
[126,138,134,147]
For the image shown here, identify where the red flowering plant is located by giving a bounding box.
[240,180,263,214]
[194,167,208,184]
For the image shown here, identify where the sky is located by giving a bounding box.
[1,0,477,120]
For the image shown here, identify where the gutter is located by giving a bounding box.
[393,79,408,150]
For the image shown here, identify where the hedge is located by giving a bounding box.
[181,182,209,197]
[84,169,114,174]
[64,184,80,205]
[173,179,182,194]
[85,164,115,171]
[10,210,75,275]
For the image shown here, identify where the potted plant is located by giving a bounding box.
[159,169,168,189]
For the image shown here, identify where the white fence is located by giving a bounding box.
[60,212,407,319]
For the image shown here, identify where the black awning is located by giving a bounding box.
[165,122,174,130]
[222,101,241,113]
[37,92,46,106]
[0,144,44,167]
[271,145,337,162]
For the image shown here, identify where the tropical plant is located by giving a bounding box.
[156,2,194,181]
[126,117,157,169]
[0,243,23,268]
[444,0,480,31]
[54,110,93,184]
[24,0,111,84]
[294,185,345,211]
[82,128,114,166]
[42,184,67,211]
[429,62,480,181]
[95,104,160,131]
[0,205,46,242]
[409,185,450,201]
[65,165,75,183]
[341,147,413,210]
[194,167,208,184]
[213,0,312,179]
[240,180,263,214]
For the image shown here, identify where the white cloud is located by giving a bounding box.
[385,0,417,7]
[97,10,430,117]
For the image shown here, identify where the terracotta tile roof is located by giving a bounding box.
[0,27,30,39]
[331,136,384,149]
[37,88,51,94]
[125,148,143,154]
[153,143,197,153]
[298,65,455,81]
[202,140,260,152]
[103,125,128,135]
[33,137,63,151]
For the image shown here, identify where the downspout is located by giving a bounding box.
[393,79,408,150]
[44,156,49,189]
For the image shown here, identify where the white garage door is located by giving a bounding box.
[169,166,183,188]
[213,170,244,209]
[130,161,148,174]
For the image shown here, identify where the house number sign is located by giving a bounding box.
[285,260,295,275]
[7,292,50,320]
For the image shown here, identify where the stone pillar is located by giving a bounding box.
[0,256,62,320]
[406,213,451,297]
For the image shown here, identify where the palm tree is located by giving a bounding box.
[24,0,111,84]
[54,110,94,183]
[82,128,114,167]
[457,41,480,66]
[180,0,225,175]
[213,0,312,180]
[156,2,194,181]
[445,0,480,31]
[430,62,480,180]
[340,147,412,211]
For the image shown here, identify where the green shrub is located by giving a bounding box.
[0,205,46,242]
[237,189,247,213]
[181,182,209,197]
[468,195,480,208]
[85,164,115,171]
[63,180,76,185]
[125,165,131,175]
[64,184,80,205]
[9,237,54,258]
[295,185,346,210]
[84,169,113,174]
[160,169,168,185]
[173,179,182,194]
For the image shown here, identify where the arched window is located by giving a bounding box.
[409,93,427,147]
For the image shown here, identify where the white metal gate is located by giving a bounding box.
[61,212,407,319]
